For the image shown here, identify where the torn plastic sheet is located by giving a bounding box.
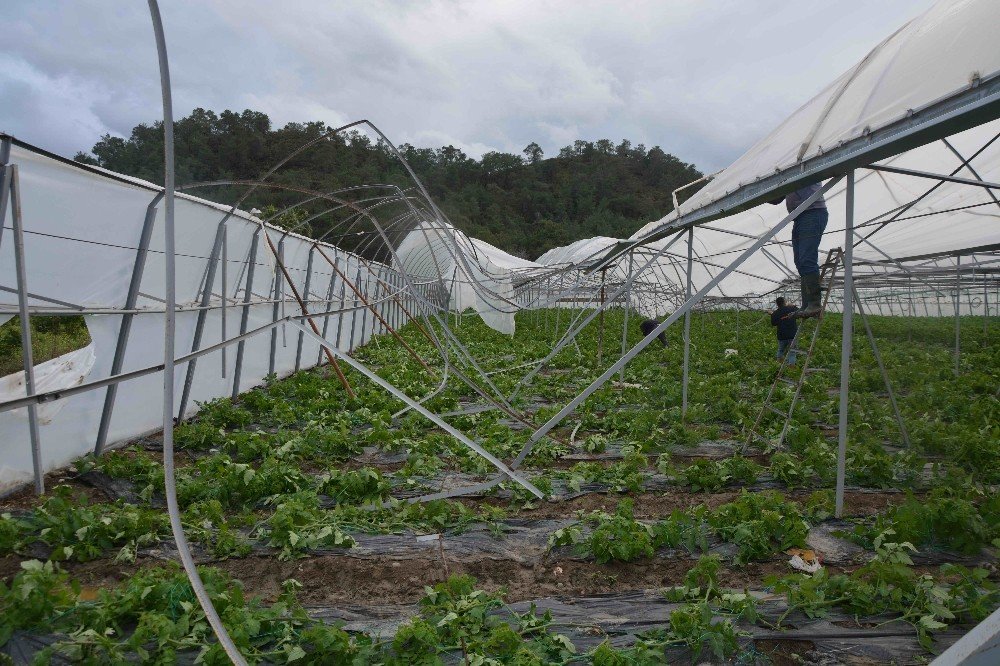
[2,630,198,665]
[3,592,969,666]
[305,590,969,663]
[0,343,96,425]
[318,518,567,562]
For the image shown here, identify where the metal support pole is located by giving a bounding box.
[290,320,543,499]
[376,266,387,334]
[348,267,362,351]
[852,285,910,448]
[221,226,228,378]
[260,235,354,396]
[177,221,228,419]
[0,169,13,260]
[682,227,694,418]
[95,200,159,455]
[334,270,348,351]
[147,2,246,659]
[231,230,260,399]
[620,251,634,382]
[985,277,990,334]
[317,257,338,366]
[554,273,563,344]
[294,246,316,371]
[513,178,839,466]
[0,138,10,251]
[268,238,284,377]
[597,268,607,366]
[954,255,961,375]
[8,165,44,494]
[835,171,856,519]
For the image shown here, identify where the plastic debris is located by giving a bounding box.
[611,381,644,390]
[786,547,822,573]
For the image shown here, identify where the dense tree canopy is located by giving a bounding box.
[74,108,703,260]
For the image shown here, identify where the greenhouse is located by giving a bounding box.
[1,0,999,663]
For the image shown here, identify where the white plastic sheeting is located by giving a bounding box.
[395,221,542,335]
[626,119,1000,300]
[536,0,1000,304]
[672,0,1000,221]
[0,143,402,492]
[536,236,688,318]
[0,344,96,425]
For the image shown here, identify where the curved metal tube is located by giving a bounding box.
[147,2,249,663]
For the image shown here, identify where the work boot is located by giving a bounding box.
[790,273,822,319]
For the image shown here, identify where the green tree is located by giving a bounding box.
[74,110,704,261]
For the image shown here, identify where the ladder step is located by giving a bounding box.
[766,405,787,418]
[777,377,796,386]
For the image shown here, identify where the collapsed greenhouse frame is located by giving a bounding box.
[2,0,1000,663]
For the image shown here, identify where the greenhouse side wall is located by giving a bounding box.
[0,143,404,494]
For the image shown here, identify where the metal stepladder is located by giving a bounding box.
[742,247,844,451]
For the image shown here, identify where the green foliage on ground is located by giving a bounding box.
[2,308,998,660]
[0,315,91,376]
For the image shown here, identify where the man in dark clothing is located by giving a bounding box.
[640,319,668,347]
[770,182,828,318]
[770,297,798,364]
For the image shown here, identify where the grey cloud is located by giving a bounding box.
[2,0,936,171]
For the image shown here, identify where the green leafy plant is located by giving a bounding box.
[548,499,655,564]
[854,490,991,555]
[263,492,355,559]
[633,601,742,661]
[770,530,998,650]
[767,451,815,489]
[315,467,391,505]
[582,434,609,454]
[709,490,808,563]
[677,455,760,492]
[0,560,78,645]
[19,486,168,562]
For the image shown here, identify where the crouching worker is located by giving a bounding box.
[640,319,668,347]
[770,297,798,365]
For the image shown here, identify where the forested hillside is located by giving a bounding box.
[74,109,702,260]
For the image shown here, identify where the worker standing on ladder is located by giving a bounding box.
[770,296,798,364]
[770,183,828,318]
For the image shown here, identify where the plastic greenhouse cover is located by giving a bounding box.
[535,0,1000,302]
[625,118,1000,300]
[0,142,399,493]
[395,220,544,335]
[672,0,1000,222]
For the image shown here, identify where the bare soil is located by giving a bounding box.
[516,489,742,518]
[0,552,147,587]
[213,552,797,606]
[466,487,907,521]
[754,638,818,666]
[0,474,109,511]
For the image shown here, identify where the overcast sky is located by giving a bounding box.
[3,0,936,172]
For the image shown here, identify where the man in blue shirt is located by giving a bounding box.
[770,296,798,364]
[771,183,828,318]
